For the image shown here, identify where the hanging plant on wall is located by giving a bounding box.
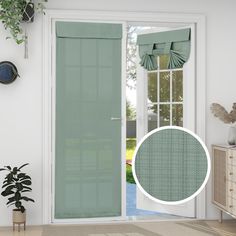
[0,0,47,44]
[0,0,47,58]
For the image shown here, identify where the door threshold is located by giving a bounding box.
[51,216,195,225]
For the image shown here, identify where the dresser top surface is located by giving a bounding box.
[212,144,236,149]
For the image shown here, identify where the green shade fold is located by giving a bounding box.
[137,28,191,70]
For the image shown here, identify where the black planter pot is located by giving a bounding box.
[22,2,34,22]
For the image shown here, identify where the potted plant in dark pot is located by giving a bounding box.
[22,1,35,22]
[0,163,34,231]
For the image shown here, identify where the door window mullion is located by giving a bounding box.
[170,70,173,126]
[157,56,160,128]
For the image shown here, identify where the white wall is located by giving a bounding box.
[0,0,235,226]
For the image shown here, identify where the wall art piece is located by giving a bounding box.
[133,126,210,204]
[0,61,19,84]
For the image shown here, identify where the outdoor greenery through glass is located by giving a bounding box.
[147,55,183,129]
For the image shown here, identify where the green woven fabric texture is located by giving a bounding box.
[135,129,208,202]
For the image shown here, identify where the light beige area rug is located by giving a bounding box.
[42,224,161,236]
[42,221,236,236]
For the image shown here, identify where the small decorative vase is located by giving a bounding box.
[227,125,236,145]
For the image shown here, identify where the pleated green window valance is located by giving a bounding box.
[56,22,122,39]
[137,28,191,70]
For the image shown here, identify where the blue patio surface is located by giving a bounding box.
[126,182,159,216]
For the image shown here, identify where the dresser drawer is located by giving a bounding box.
[227,165,236,182]
[227,197,236,215]
[227,181,236,199]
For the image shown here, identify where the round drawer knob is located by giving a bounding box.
[230,189,234,192]
[229,172,233,175]
[229,205,233,208]
[229,156,233,159]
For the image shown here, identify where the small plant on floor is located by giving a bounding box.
[0,163,34,213]
[0,0,47,44]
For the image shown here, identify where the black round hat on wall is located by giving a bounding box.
[0,61,19,84]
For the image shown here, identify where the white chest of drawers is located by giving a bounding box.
[212,145,236,221]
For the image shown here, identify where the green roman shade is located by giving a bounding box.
[134,128,208,202]
[55,22,122,219]
[137,28,191,70]
[56,21,122,39]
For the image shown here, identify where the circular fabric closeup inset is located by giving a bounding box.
[133,127,210,204]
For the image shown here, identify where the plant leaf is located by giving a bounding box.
[210,103,232,123]
[21,186,32,191]
[4,185,15,192]
[7,196,16,205]
[19,175,31,181]
[7,173,13,182]
[12,167,18,175]
[21,190,30,193]
[2,182,12,188]
[17,173,26,178]
[21,196,34,202]
[20,180,32,185]
[18,163,29,170]
[1,190,14,197]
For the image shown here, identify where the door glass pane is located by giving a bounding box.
[159,54,170,70]
[172,104,183,126]
[160,104,170,126]
[172,71,183,102]
[148,104,157,132]
[148,72,157,103]
[55,23,122,219]
[160,72,170,102]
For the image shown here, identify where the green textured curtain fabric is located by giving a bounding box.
[56,21,122,39]
[134,129,208,202]
[137,28,191,70]
[55,22,122,219]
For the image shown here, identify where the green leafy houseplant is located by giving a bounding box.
[0,0,47,44]
[0,163,34,213]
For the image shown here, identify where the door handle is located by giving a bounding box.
[111,117,122,121]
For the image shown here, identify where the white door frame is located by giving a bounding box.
[43,9,206,224]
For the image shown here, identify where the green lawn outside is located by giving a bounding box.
[126,138,136,184]
[126,138,136,160]
[126,164,135,184]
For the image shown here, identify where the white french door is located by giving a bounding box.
[136,25,196,217]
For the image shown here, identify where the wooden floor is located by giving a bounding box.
[0,220,235,236]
